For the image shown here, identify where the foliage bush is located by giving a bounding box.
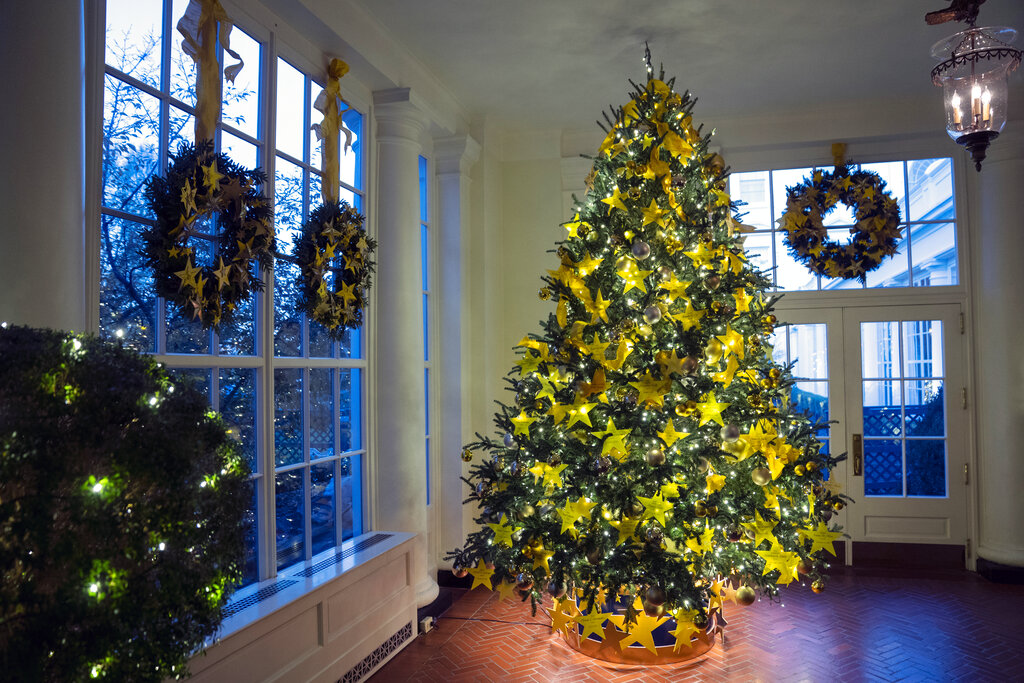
[0,326,250,681]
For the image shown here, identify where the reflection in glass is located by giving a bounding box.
[792,381,828,426]
[910,223,958,286]
[218,290,255,356]
[310,463,337,556]
[861,322,899,379]
[340,454,361,540]
[905,382,945,436]
[220,368,257,472]
[100,217,156,352]
[275,469,305,570]
[274,260,303,357]
[788,324,827,379]
[864,439,903,496]
[340,369,361,452]
[907,158,954,222]
[906,440,947,497]
[310,369,334,459]
[903,320,942,378]
[863,380,901,436]
[242,481,258,585]
[168,105,195,152]
[775,231,819,291]
[274,368,303,467]
[166,367,211,402]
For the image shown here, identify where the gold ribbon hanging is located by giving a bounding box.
[177,0,244,144]
[311,58,354,205]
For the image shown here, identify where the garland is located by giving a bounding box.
[293,200,376,337]
[144,141,274,329]
[779,166,902,282]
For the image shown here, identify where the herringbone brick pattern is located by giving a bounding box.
[371,570,1024,682]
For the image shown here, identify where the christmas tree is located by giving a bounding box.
[449,54,846,655]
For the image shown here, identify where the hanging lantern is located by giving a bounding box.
[930,25,1021,171]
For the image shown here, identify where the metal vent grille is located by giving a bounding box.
[339,622,413,683]
[222,579,299,618]
[291,533,393,579]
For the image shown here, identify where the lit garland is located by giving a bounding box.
[293,200,376,336]
[779,166,902,282]
[143,141,274,329]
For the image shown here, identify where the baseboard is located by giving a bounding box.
[976,557,1024,584]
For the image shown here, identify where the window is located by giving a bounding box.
[100,0,366,588]
[729,158,958,291]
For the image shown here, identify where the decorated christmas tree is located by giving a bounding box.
[449,53,846,658]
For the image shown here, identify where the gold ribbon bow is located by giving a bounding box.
[312,58,354,204]
[177,0,244,144]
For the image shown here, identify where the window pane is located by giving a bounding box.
[337,326,361,360]
[274,259,303,357]
[788,323,827,379]
[275,469,305,570]
[908,158,954,222]
[769,327,787,366]
[792,381,828,426]
[729,171,771,228]
[222,28,261,139]
[220,368,257,472]
[863,380,901,436]
[774,232,817,291]
[910,222,957,286]
[905,380,944,436]
[274,368,303,467]
[218,291,255,356]
[903,320,943,378]
[864,229,910,289]
[275,156,305,239]
[106,0,162,88]
[311,462,336,556]
[221,130,258,168]
[340,369,361,452]
[242,481,258,585]
[103,76,160,217]
[341,108,363,190]
[906,440,947,497]
[861,321,899,379]
[310,369,334,459]
[276,59,305,160]
[741,232,773,284]
[100,215,156,352]
[771,167,812,222]
[340,454,361,540]
[166,367,212,401]
[860,161,907,216]
[864,439,903,496]
[308,320,334,358]
[169,104,195,152]
[170,0,197,108]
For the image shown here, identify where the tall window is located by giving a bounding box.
[100,0,366,588]
[419,155,431,504]
[729,158,958,291]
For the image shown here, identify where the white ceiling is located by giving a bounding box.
[348,0,1024,134]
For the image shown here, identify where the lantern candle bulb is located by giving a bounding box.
[981,87,991,124]
[950,91,962,127]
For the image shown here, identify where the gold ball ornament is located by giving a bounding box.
[806,461,818,472]
[674,403,687,417]
[522,504,536,518]
[811,579,825,593]
[794,464,806,476]
[692,613,709,629]
[682,355,700,375]
[453,566,468,578]
[643,602,666,617]
[736,585,757,606]
[694,500,708,517]
[461,448,473,462]
[751,468,772,486]
[538,288,551,301]
[646,447,666,466]
[797,559,813,575]
[705,338,724,364]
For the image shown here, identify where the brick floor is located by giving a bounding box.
[370,568,1024,682]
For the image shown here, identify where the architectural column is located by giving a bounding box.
[433,135,480,567]
[971,128,1024,572]
[0,0,87,331]
[372,88,436,606]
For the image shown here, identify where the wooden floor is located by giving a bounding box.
[371,568,1024,682]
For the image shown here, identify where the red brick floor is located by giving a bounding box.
[371,569,1024,682]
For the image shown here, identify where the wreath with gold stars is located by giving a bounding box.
[144,141,274,328]
[293,200,376,336]
[779,166,902,282]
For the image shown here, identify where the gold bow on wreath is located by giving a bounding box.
[311,58,355,204]
[177,0,244,143]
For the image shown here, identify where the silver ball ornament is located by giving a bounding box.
[631,240,652,260]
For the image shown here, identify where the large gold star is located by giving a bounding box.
[685,525,715,555]
[586,288,610,324]
[683,241,718,268]
[542,463,568,489]
[575,609,611,641]
[517,353,543,375]
[672,301,705,330]
[732,287,755,313]
[716,326,746,360]
[711,355,739,386]
[616,260,653,294]
[593,417,631,456]
[619,606,670,654]
[695,391,730,427]
[659,275,691,301]
[547,402,571,424]
[487,518,518,546]
[584,333,611,361]
[495,579,518,602]
[741,511,778,548]
[564,215,588,239]
[202,160,225,191]
[600,186,630,214]
[547,598,576,637]
[705,470,726,494]
[658,420,688,447]
[604,340,634,370]
[576,252,603,277]
[669,608,703,651]
[174,258,202,292]
[756,543,801,585]
[641,198,666,227]
[629,371,671,408]
[510,411,537,436]
[638,493,673,525]
[467,560,495,590]
[566,401,598,428]
[531,545,555,573]
[609,517,640,546]
[799,521,843,556]
[557,504,582,536]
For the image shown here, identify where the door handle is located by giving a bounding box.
[852,433,863,476]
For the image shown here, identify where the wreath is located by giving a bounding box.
[779,166,902,282]
[293,200,376,336]
[144,141,274,328]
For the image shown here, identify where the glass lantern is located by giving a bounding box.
[931,26,1021,171]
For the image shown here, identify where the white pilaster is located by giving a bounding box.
[372,88,436,605]
[433,134,480,568]
[0,0,87,331]
[970,128,1024,568]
